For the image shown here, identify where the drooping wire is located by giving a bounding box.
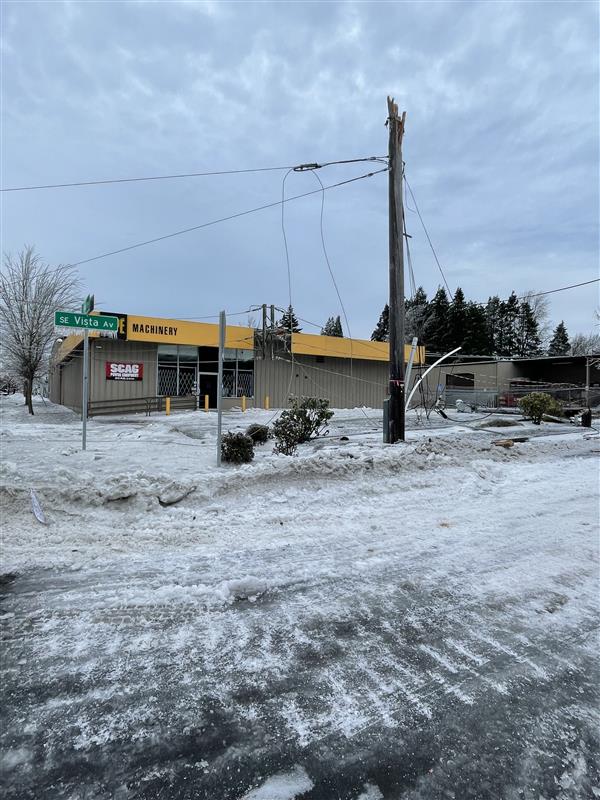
[404,175,453,298]
[269,169,298,423]
[281,170,294,311]
[405,234,418,299]
[310,171,353,367]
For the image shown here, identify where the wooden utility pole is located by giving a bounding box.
[387,96,406,443]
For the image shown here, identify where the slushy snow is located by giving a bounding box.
[1,393,598,799]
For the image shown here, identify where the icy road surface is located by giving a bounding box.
[1,396,599,799]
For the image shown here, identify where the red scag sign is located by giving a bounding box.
[105,361,143,381]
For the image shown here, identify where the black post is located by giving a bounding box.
[387,96,406,443]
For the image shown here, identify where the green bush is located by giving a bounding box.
[518,392,563,425]
[273,397,333,455]
[245,423,270,444]
[544,397,564,418]
[221,432,254,464]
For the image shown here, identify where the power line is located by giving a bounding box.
[2,166,291,193]
[68,168,388,269]
[517,279,599,300]
[1,156,387,193]
[403,175,454,298]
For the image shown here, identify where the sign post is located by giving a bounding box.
[216,310,226,467]
[80,297,95,451]
[82,329,89,450]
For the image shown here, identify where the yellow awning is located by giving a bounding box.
[291,332,425,364]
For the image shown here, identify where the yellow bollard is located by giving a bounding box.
[204,394,209,412]
[241,395,247,412]
[165,397,171,415]
[265,395,270,411]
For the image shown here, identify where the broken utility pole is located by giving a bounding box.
[387,96,406,443]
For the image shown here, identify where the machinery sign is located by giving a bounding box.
[105,361,143,381]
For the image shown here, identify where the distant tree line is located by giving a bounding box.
[279,296,599,357]
[371,286,599,357]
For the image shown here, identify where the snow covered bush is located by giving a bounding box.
[273,397,333,455]
[519,392,563,425]
[245,423,270,444]
[221,432,255,463]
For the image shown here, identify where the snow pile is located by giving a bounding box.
[216,576,269,602]
[241,766,313,799]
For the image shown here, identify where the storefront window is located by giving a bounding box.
[156,344,254,399]
[157,344,178,363]
[158,345,199,396]
[178,345,198,363]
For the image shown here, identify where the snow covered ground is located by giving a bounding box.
[1,394,599,799]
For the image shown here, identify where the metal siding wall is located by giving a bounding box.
[255,356,389,409]
[414,361,528,408]
[48,365,61,404]
[60,353,83,410]
[89,340,157,402]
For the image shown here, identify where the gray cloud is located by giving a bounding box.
[2,0,598,338]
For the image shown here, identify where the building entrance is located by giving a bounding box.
[198,373,218,407]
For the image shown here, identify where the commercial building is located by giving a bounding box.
[49,310,425,415]
[424,354,599,409]
[50,309,597,415]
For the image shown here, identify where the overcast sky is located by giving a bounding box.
[2,0,598,340]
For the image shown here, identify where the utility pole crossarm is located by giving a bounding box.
[387,96,407,443]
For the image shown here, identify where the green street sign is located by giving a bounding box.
[55,311,118,331]
[82,294,95,314]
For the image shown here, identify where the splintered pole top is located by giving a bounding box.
[387,96,406,129]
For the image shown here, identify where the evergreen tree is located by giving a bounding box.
[278,305,302,333]
[548,321,570,355]
[446,287,467,350]
[321,316,335,336]
[485,295,502,355]
[515,301,542,357]
[321,315,343,337]
[405,287,429,342]
[498,292,519,356]
[462,302,489,355]
[371,304,389,342]
[405,286,428,310]
[422,287,450,353]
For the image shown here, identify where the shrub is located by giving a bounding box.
[273,397,333,455]
[544,397,564,419]
[245,423,270,444]
[518,392,562,425]
[221,432,254,464]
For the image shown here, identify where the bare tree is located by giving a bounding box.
[0,246,80,414]
[569,331,600,355]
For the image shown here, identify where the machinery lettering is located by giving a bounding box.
[131,323,178,336]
